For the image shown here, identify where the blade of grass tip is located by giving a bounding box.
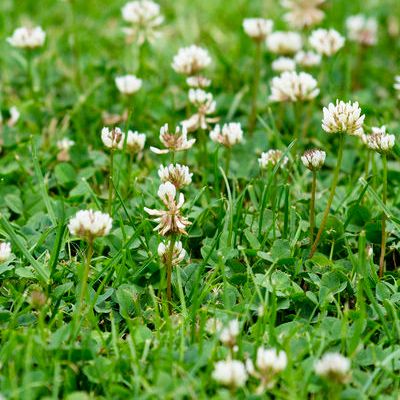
[81,178,102,210]
[0,214,49,283]
[219,166,234,247]
[227,85,248,121]
[31,140,56,225]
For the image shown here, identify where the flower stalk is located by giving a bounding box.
[310,170,317,243]
[379,154,387,277]
[249,41,262,135]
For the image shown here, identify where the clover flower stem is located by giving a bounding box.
[379,154,387,278]
[309,134,345,258]
[166,235,176,314]
[249,40,262,135]
[127,152,134,194]
[365,150,371,177]
[108,150,115,215]
[225,147,232,175]
[26,50,34,96]
[310,170,317,243]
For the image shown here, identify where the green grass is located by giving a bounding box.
[0,0,399,399]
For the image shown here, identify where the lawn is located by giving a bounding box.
[0,0,399,399]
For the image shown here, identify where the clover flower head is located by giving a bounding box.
[219,319,240,347]
[269,71,319,102]
[210,123,243,147]
[346,14,378,46]
[158,163,193,188]
[309,28,345,56]
[363,126,395,153]
[68,210,113,240]
[266,31,302,55]
[294,50,321,67]
[259,150,289,169]
[7,26,46,49]
[172,45,211,76]
[158,240,186,265]
[314,352,351,384]
[243,18,274,41]
[281,0,325,29]
[119,130,146,153]
[115,75,142,94]
[101,127,125,149]
[212,359,248,388]
[322,100,365,136]
[0,242,12,263]
[186,76,211,88]
[150,124,195,154]
[301,149,326,170]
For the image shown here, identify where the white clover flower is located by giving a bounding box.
[269,71,319,103]
[219,319,240,347]
[144,182,191,236]
[301,149,326,170]
[158,164,193,189]
[322,100,365,136]
[150,124,195,154]
[115,75,142,95]
[68,210,113,240]
[256,347,288,374]
[0,242,12,263]
[266,31,302,55]
[281,0,325,29]
[394,76,400,97]
[7,26,46,49]
[272,57,296,73]
[212,359,248,388]
[182,89,218,132]
[0,106,20,128]
[243,18,274,41]
[309,28,345,56]
[294,51,321,67]
[210,123,244,147]
[259,150,289,169]
[118,130,146,153]
[121,0,163,44]
[101,127,125,149]
[205,317,223,334]
[172,45,211,76]
[158,240,186,266]
[186,76,211,88]
[57,138,75,162]
[314,352,351,384]
[346,15,378,46]
[363,126,395,153]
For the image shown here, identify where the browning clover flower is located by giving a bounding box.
[266,31,302,55]
[101,127,125,149]
[269,71,319,102]
[150,124,195,154]
[210,123,243,147]
[243,18,274,41]
[121,0,163,44]
[322,100,365,136]
[158,164,193,188]
[7,26,46,49]
[158,240,186,266]
[362,126,395,153]
[118,130,146,153]
[68,210,113,240]
[309,28,345,56]
[259,150,289,169]
[182,89,218,131]
[281,0,325,29]
[172,45,211,76]
[115,75,142,94]
[57,138,75,162]
[346,15,378,46]
[314,352,351,384]
[301,149,326,170]
[144,182,191,236]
